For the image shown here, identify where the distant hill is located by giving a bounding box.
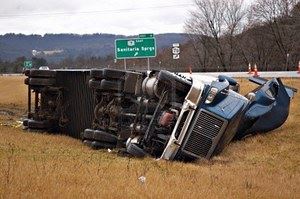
[0,33,189,62]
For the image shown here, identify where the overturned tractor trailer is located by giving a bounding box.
[23,68,297,162]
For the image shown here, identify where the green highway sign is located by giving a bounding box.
[115,38,156,59]
[139,33,154,38]
[23,61,33,68]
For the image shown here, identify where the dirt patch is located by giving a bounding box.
[0,109,15,116]
[0,106,25,117]
[0,106,26,128]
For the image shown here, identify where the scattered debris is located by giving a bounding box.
[138,176,146,184]
[0,120,23,128]
[0,110,14,116]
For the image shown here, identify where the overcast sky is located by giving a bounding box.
[0,0,255,36]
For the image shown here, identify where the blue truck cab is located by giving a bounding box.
[161,77,249,160]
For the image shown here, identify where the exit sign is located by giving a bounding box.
[115,38,156,59]
[23,61,32,68]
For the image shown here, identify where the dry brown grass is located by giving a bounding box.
[0,76,27,107]
[0,75,299,198]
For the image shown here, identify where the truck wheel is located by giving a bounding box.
[126,142,146,158]
[29,78,56,86]
[30,69,56,78]
[93,130,118,143]
[24,70,30,76]
[91,141,116,149]
[103,69,126,79]
[157,70,191,93]
[90,69,104,79]
[100,79,123,91]
[23,119,29,127]
[27,119,49,129]
[24,78,29,85]
[83,140,93,147]
[83,129,94,140]
[88,79,102,90]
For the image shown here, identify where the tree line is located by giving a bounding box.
[185,0,300,72]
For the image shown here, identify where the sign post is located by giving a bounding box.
[147,58,150,71]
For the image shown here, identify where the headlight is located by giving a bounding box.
[205,87,218,104]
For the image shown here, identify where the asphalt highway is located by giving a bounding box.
[181,71,300,78]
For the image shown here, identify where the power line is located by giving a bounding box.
[0,3,194,19]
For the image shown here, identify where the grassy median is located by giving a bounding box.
[0,75,299,198]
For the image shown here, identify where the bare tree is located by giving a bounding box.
[185,0,246,71]
[250,0,300,68]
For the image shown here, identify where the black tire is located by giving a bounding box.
[83,129,94,140]
[100,79,123,91]
[24,78,29,85]
[29,69,56,78]
[24,69,30,77]
[27,119,50,129]
[23,119,29,127]
[88,79,102,90]
[126,142,146,158]
[29,78,56,86]
[91,141,116,149]
[157,70,191,93]
[103,68,126,79]
[117,148,131,157]
[93,130,118,143]
[83,140,93,147]
[90,69,104,79]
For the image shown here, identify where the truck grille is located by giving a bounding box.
[182,110,226,158]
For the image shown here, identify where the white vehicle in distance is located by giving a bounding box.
[39,66,50,70]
